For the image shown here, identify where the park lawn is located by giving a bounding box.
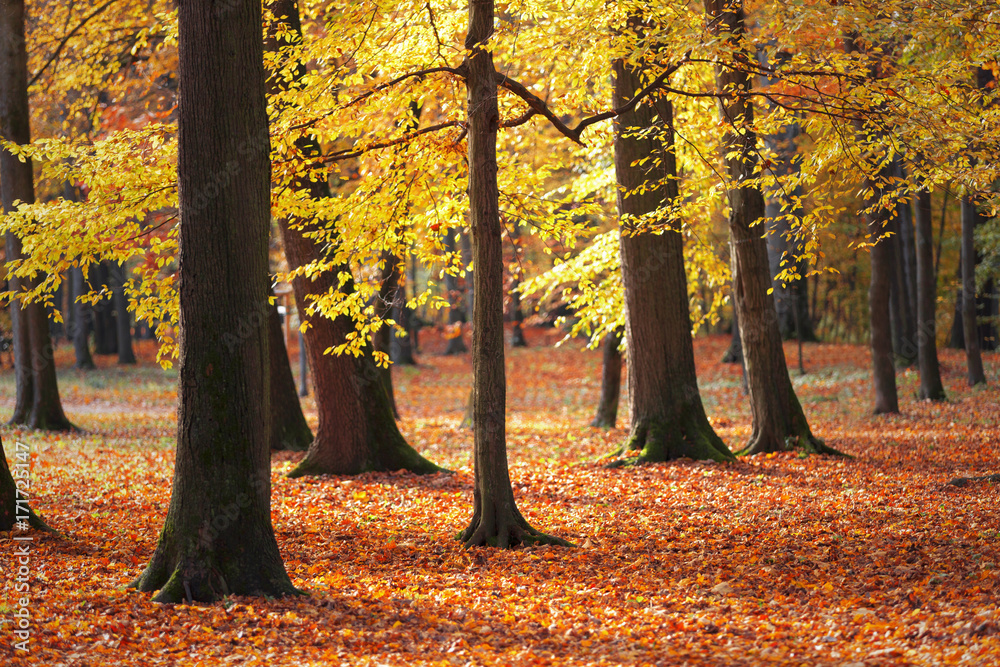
[1,329,998,666]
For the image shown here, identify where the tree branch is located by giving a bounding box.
[494,51,691,145]
[321,121,463,162]
[28,0,121,88]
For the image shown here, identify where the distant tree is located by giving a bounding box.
[914,185,946,400]
[268,296,312,451]
[109,261,137,364]
[1,0,73,431]
[131,0,298,603]
[590,328,622,429]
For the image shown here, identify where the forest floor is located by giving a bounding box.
[1,327,998,666]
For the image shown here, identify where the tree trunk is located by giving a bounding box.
[71,265,95,370]
[458,0,567,548]
[375,250,401,418]
[867,175,900,414]
[94,262,118,355]
[508,222,527,348]
[443,229,469,355]
[131,0,298,604]
[109,261,137,364]
[265,0,438,477]
[705,0,831,455]
[611,53,731,463]
[896,174,919,363]
[268,297,312,452]
[1,439,47,531]
[590,328,622,429]
[949,256,965,349]
[721,305,743,363]
[1,0,73,431]
[960,195,986,385]
[915,187,945,400]
[297,330,309,396]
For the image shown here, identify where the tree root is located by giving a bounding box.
[604,416,733,466]
[737,431,851,458]
[459,505,573,549]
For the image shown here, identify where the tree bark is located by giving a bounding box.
[960,195,986,385]
[375,250,401,418]
[131,0,298,604]
[590,328,622,429]
[268,296,312,451]
[1,439,47,531]
[70,265,95,370]
[1,0,73,431]
[611,52,731,463]
[265,0,438,477]
[110,261,137,364]
[705,0,831,455]
[721,305,743,363]
[92,261,118,355]
[915,186,945,400]
[443,228,469,355]
[458,0,567,548]
[867,171,900,414]
[508,222,527,348]
[297,331,309,396]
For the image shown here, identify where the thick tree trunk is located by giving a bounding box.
[590,329,622,429]
[443,229,469,355]
[109,261,137,364]
[268,297,312,451]
[611,55,731,463]
[131,0,298,604]
[915,187,945,400]
[1,0,73,431]
[265,0,438,477]
[960,196,986,386]
[70,266,96,370]
[705,0,831,455]
[458,0,567,548]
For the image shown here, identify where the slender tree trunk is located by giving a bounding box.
[92,262,118,355]
[611,53,731,463]
[131,0,298,604]
[268,297,312,451]
[867,172,900,414]
[949,257,965,349]
[590,328,622,429]
[915,186,945,400]
[443,229,469,355]
[265,0,438,477]
[458,0,567,548]
[70,266,95,370]
[705,0,831,455]
[721,305,743,363]
[1,0,73,431]
[297,330,309,396]
[109,261,137,364]
[375,250,401,418]
[960,196,986,385]
[508,222,528,348]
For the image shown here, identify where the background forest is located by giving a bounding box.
[0,0,998,664]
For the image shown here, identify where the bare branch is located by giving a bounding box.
[321,121,463,162]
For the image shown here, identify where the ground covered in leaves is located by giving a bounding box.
[1,330,998,665]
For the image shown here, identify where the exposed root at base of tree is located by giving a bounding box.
[131,554,303,604]
[589,415,616,429]
[604,416,734,466]
[287,437,445,478]
[460,504,573,549]
[736,431,851,458]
